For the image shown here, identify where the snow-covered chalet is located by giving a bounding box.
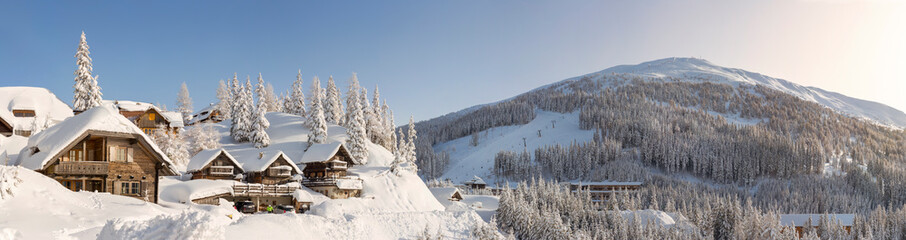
[15,105,180,203]
[0,87,73,137]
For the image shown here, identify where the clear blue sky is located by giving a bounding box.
[2,1,904,125]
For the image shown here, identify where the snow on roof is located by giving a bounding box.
[15,105,178,174]
[158,179,236,204]
[292,188,317,202]
[429,188,461,200]
[103,100,158,112]
[185,149,242,173]
[298,142,352,164]
[779,214,855,227]
[336,178,363,190]
[187,104,217,125]
[0,87,73,130]
[465,176,486,185]
[568,181,643,186]
[236,150,301,173]
[159,111,185,128]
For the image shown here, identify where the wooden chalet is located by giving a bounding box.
[779,214,854,238]
[567,181,643,203]
[104,100,184,135]
[298,142,363,199]
[15,106,179,203]
[187,104,224,125]
[239,151,301,185]
[0,87,73,137]
[186,148,244,180]
[464,176,487,189]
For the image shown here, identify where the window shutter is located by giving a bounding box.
[127,148,134,162]
[88,150,94,162]
[108,146,115,162]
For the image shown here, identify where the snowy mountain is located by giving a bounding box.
[571,57,906,129]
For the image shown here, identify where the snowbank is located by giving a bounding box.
[158,178,236,205]
[98,210,225,240]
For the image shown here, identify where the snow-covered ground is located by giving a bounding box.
[0,112,490,239]
[435,110,594,184]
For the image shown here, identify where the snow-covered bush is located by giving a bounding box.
[0,166,22,201]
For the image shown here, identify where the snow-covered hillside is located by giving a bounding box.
[434,110,594,184]
[584,57,906,129]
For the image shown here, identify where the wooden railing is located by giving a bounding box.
[232,183,298,197]
[55,161,109,175]
[266,167,291,177]
[209,166,234,175]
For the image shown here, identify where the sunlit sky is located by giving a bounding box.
[1,1,903,124]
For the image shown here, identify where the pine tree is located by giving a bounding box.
[264,82,281,112]
[306,76,329,144]
[386,107,397,154]
[346,85,369,165]
[150,125,190,170]
[343,73,361,129]
[286,70,307,116]
[186,123,221,154]
[251,74,271,148]
[230,76,254,142]
[177,82,194,122]
[324,76,344,125]
[406,116,418,168]
[366,86,385,145]
[73,31,102,111]
[216,79,232,119]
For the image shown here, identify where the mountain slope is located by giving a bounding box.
[577,57,906,128]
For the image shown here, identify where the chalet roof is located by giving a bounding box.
[187,104,217,125]
[186,148,243,173]
[159,111,185,128]
[0,87,73,131]
[465,176,486,185]
[292,187,318,202]
[429,187,462,201]
[567,181,644,186]
[103,100,158,112]
[779,214,854,227]
[15,105,179,175]
[298,142,357,164]
[237,150,302,173]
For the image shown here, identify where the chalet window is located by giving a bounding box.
[13,130,31,137]
[141,128,155,135]
[116,147,127,162]
[148,113,156,121]
[69,149,84,162]
[131,182,140,195]
[12,110,35,117]
[120,181,141,195]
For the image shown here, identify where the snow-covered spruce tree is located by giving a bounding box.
[176,82,193,123]
[285,70,306,116]
[346,86,369,165]
[150,125,190,169]
[73,31,102,111]
[264,82,281,112]
[216,79,232,119]
[366,86,386,146]
[324,76,344,125]
[385,107,397,154]
[306,76,329,145]
[405,116,418,167]
[230,76,255,142]
[343,73,361,129]
[186,123,221,154]
[251,74,271,148]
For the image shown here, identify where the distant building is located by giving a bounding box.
[187,104,223,125]
[186,148,244,181]
[0,87,73,137]
[779,214,854,238]
[429,187,464,207]
[239,151,301,185]
[566,181,643,203]
[464,176,487,189]
[298,142,363,199]
[15,105,179,203]
[104,100,184,134]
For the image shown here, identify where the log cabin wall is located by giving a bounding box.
[190,154,241,180]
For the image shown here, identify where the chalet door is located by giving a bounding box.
[86,180,103,192]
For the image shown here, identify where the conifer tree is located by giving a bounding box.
[346,85,369,164]
[406,116,418,167]
[186,123,221,154]
[73,31,102,111]
[366,86,385,145]
[306,76,329,145]
[230,76,254,142]
[251,74,271,148]
[286,70,307,116]
[216,79,232,119]
[176,82,193,122]
[264,82,281,112]
[325,76,344,125]
[343,73,361,129]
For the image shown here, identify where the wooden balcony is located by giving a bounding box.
[54,161,109,175]
[266,167,292,177]
[209,166,234,176]
[232,183,298,197]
